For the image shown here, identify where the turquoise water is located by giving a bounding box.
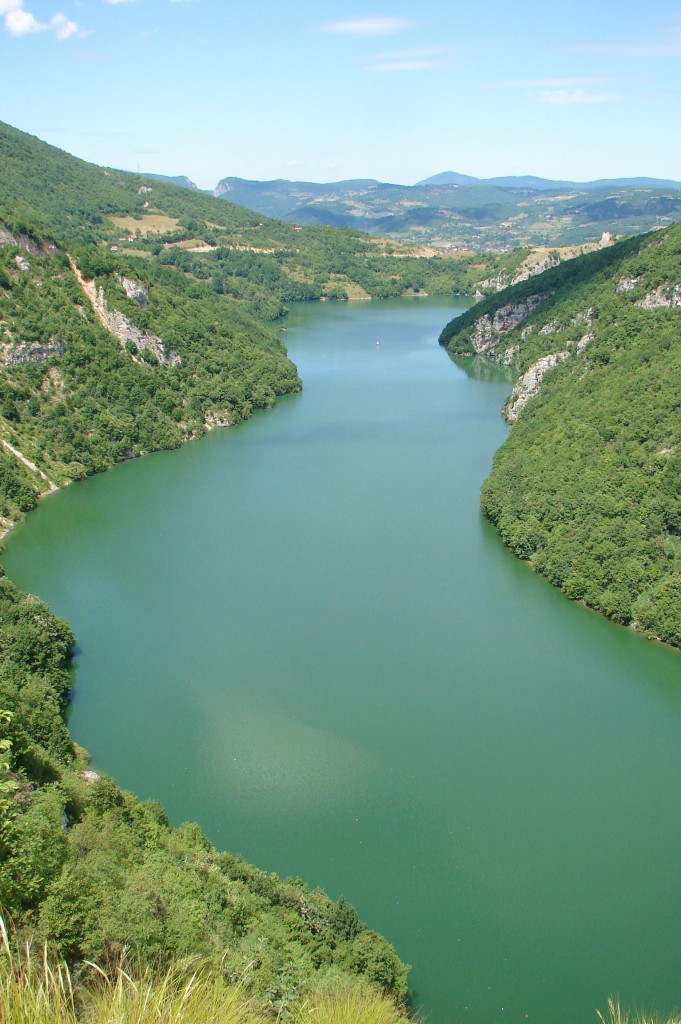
[4,298,681,1024]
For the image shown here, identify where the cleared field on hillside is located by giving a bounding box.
[111,214,180,235]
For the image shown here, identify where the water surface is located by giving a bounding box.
[4,298,681,1024]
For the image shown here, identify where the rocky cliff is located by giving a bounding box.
[95,285,181,366]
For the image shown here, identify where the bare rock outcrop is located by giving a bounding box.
[204,410,231,429]
[118,275,148,307]
[95,286,181,366]
[0,225,41,255]
[477,252,560,295]
[637,284,681,309]
[470,295,546,355]
[68,256,180,367]
[0,222,56,255]
[0,337,65,366]
[505,351,570,421]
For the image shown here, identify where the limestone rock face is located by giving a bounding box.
[470,295,545,354]
[617,275,641,292]
[505,351,569,421]
[637,284,681,309]
[118,275,149,307]
[0,222,56,255]
[477,252,560,295]
[0,225,40,255]
[204,410,231,429]
[96,286,180,366]
[0,337,65,366]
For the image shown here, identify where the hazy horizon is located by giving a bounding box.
[1,0,679,190]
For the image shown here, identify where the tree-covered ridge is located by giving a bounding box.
[0,235,300,528]
[439,222,681,648]
[0,567,409,1014]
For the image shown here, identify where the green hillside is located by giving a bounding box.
[440,223,681,648]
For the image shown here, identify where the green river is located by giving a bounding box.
[4,298,681,1024]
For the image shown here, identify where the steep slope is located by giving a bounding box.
[440,223,681,647]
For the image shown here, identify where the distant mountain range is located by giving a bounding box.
[142,169,681,251]
[417,171,681,190]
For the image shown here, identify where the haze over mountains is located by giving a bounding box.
[416,171,681,190]
[148,170,681,194]
[146,170,681,252]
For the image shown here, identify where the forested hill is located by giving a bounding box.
[440,222,681,648]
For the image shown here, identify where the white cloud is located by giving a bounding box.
[366,45,446,72]
[539,88,620,106]
[5,7,46,33]
[102,0,138,5]
[51,12,78,39]
[2,1,84,39]
[320,16,410,37]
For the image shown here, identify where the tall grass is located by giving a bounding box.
[0,916,267,1024]
[597,998,681,1024]
[80,961,270,1024]
[0,915,77,1024]
[0,917,408,1024]
[291,977,409,1024]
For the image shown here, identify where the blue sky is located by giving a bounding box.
[1,0,680,187]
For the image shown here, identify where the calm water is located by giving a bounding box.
[4,298,681,1024]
